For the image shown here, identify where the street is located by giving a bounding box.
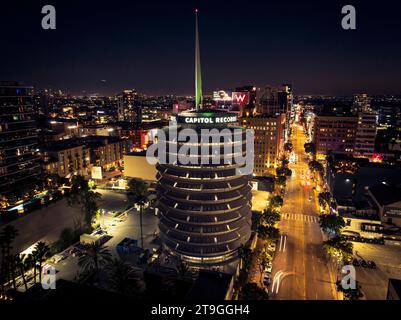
[270,124,337,300]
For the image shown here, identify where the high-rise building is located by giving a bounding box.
[353,93,371,113]
[234,85,258,116]
[313,114,358,158]
[259,86,281,116]
[0,82,41,205]
[241,114,285,176]
[119,89,141,122]
[354,111,378,157]
[156,11,252,266]
[156,110,252,265]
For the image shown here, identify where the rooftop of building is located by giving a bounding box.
[42,139,85,151]
[242,113,282,119]
[388,278,401,299]
[368,184,401,206]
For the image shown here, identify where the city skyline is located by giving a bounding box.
[1,0,401,307]
[1,0,401,96]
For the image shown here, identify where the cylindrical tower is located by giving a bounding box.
[156,109,252,265]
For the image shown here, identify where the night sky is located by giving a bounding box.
[1,0,401,96]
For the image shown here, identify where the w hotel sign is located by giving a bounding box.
[232,92,250,106]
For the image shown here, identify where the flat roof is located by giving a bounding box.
[369,185,401,206]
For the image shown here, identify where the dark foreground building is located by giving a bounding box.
[0,82,41,206]
[156,110,252,265]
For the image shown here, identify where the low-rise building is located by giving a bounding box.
[123,151,157,182]
[387,278,401,300]
[84,136,131,171]
[41,140,89,178]
[241,114,285,176]
[367,184,401,227]
[313,114,358,159]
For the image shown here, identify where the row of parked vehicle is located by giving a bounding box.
[343,235,385,245]
[262,242,277,287]
[352,258,376,269]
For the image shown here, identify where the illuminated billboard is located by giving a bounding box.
[232,92,250,106]
[213,90,232,102]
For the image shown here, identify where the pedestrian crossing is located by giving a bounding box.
[281,213,320,224]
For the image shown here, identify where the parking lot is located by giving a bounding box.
[351,242,401,300]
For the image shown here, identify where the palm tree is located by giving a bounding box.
[128,178,149,249]
[33,242,50,284]
[5,255,17,290]
[174,258,190,280]
[106,258,143,296]
[78,242,112,283]
[14,254,28,291]
[24,253,37,284]
[67,175,102,230]
[237,244,253,271]
[0,225,19,291]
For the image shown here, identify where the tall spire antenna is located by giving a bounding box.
[195,8,203,111]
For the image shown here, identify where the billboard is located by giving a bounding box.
[232,92,250,106]
[213,90,232,102]
[91,166,103,180]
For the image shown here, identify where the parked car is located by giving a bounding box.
[264,264,273,274]
[360,259,368,268]
[263,274,271,286]
[267,243,276,252]
[367,260,376,269]
[352,258,360,267]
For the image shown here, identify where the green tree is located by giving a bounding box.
[78,242,112,283]
[174,258,191,280]
[319,214,345,237]
[24,253,37,284]
[275,175,287,188]
[128,178,149,249]
[323,236,353,263]
[67,175,102,230]
[106,258,143,296]
[32,241,50,284]
[284,142,293,153]
[255,248,272,282]
[276,167,292,177]
[258,225,280,241]
[270,195,284,209]
[308,160,324,174]
[304,142,316,154]
[14,254,28,291]
[318,192,332,209]
[237,244,253,271]
[261,208,281,227]
[239,282,269,300]
[0,225,19,292]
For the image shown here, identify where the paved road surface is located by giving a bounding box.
[270,124,337,300]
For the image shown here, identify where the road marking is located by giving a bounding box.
[279,235,284,251]
[283,235,287,252]
[282,214,319,224]
[271,270,295,295]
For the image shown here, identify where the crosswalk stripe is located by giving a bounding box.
[282,214,319,223]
